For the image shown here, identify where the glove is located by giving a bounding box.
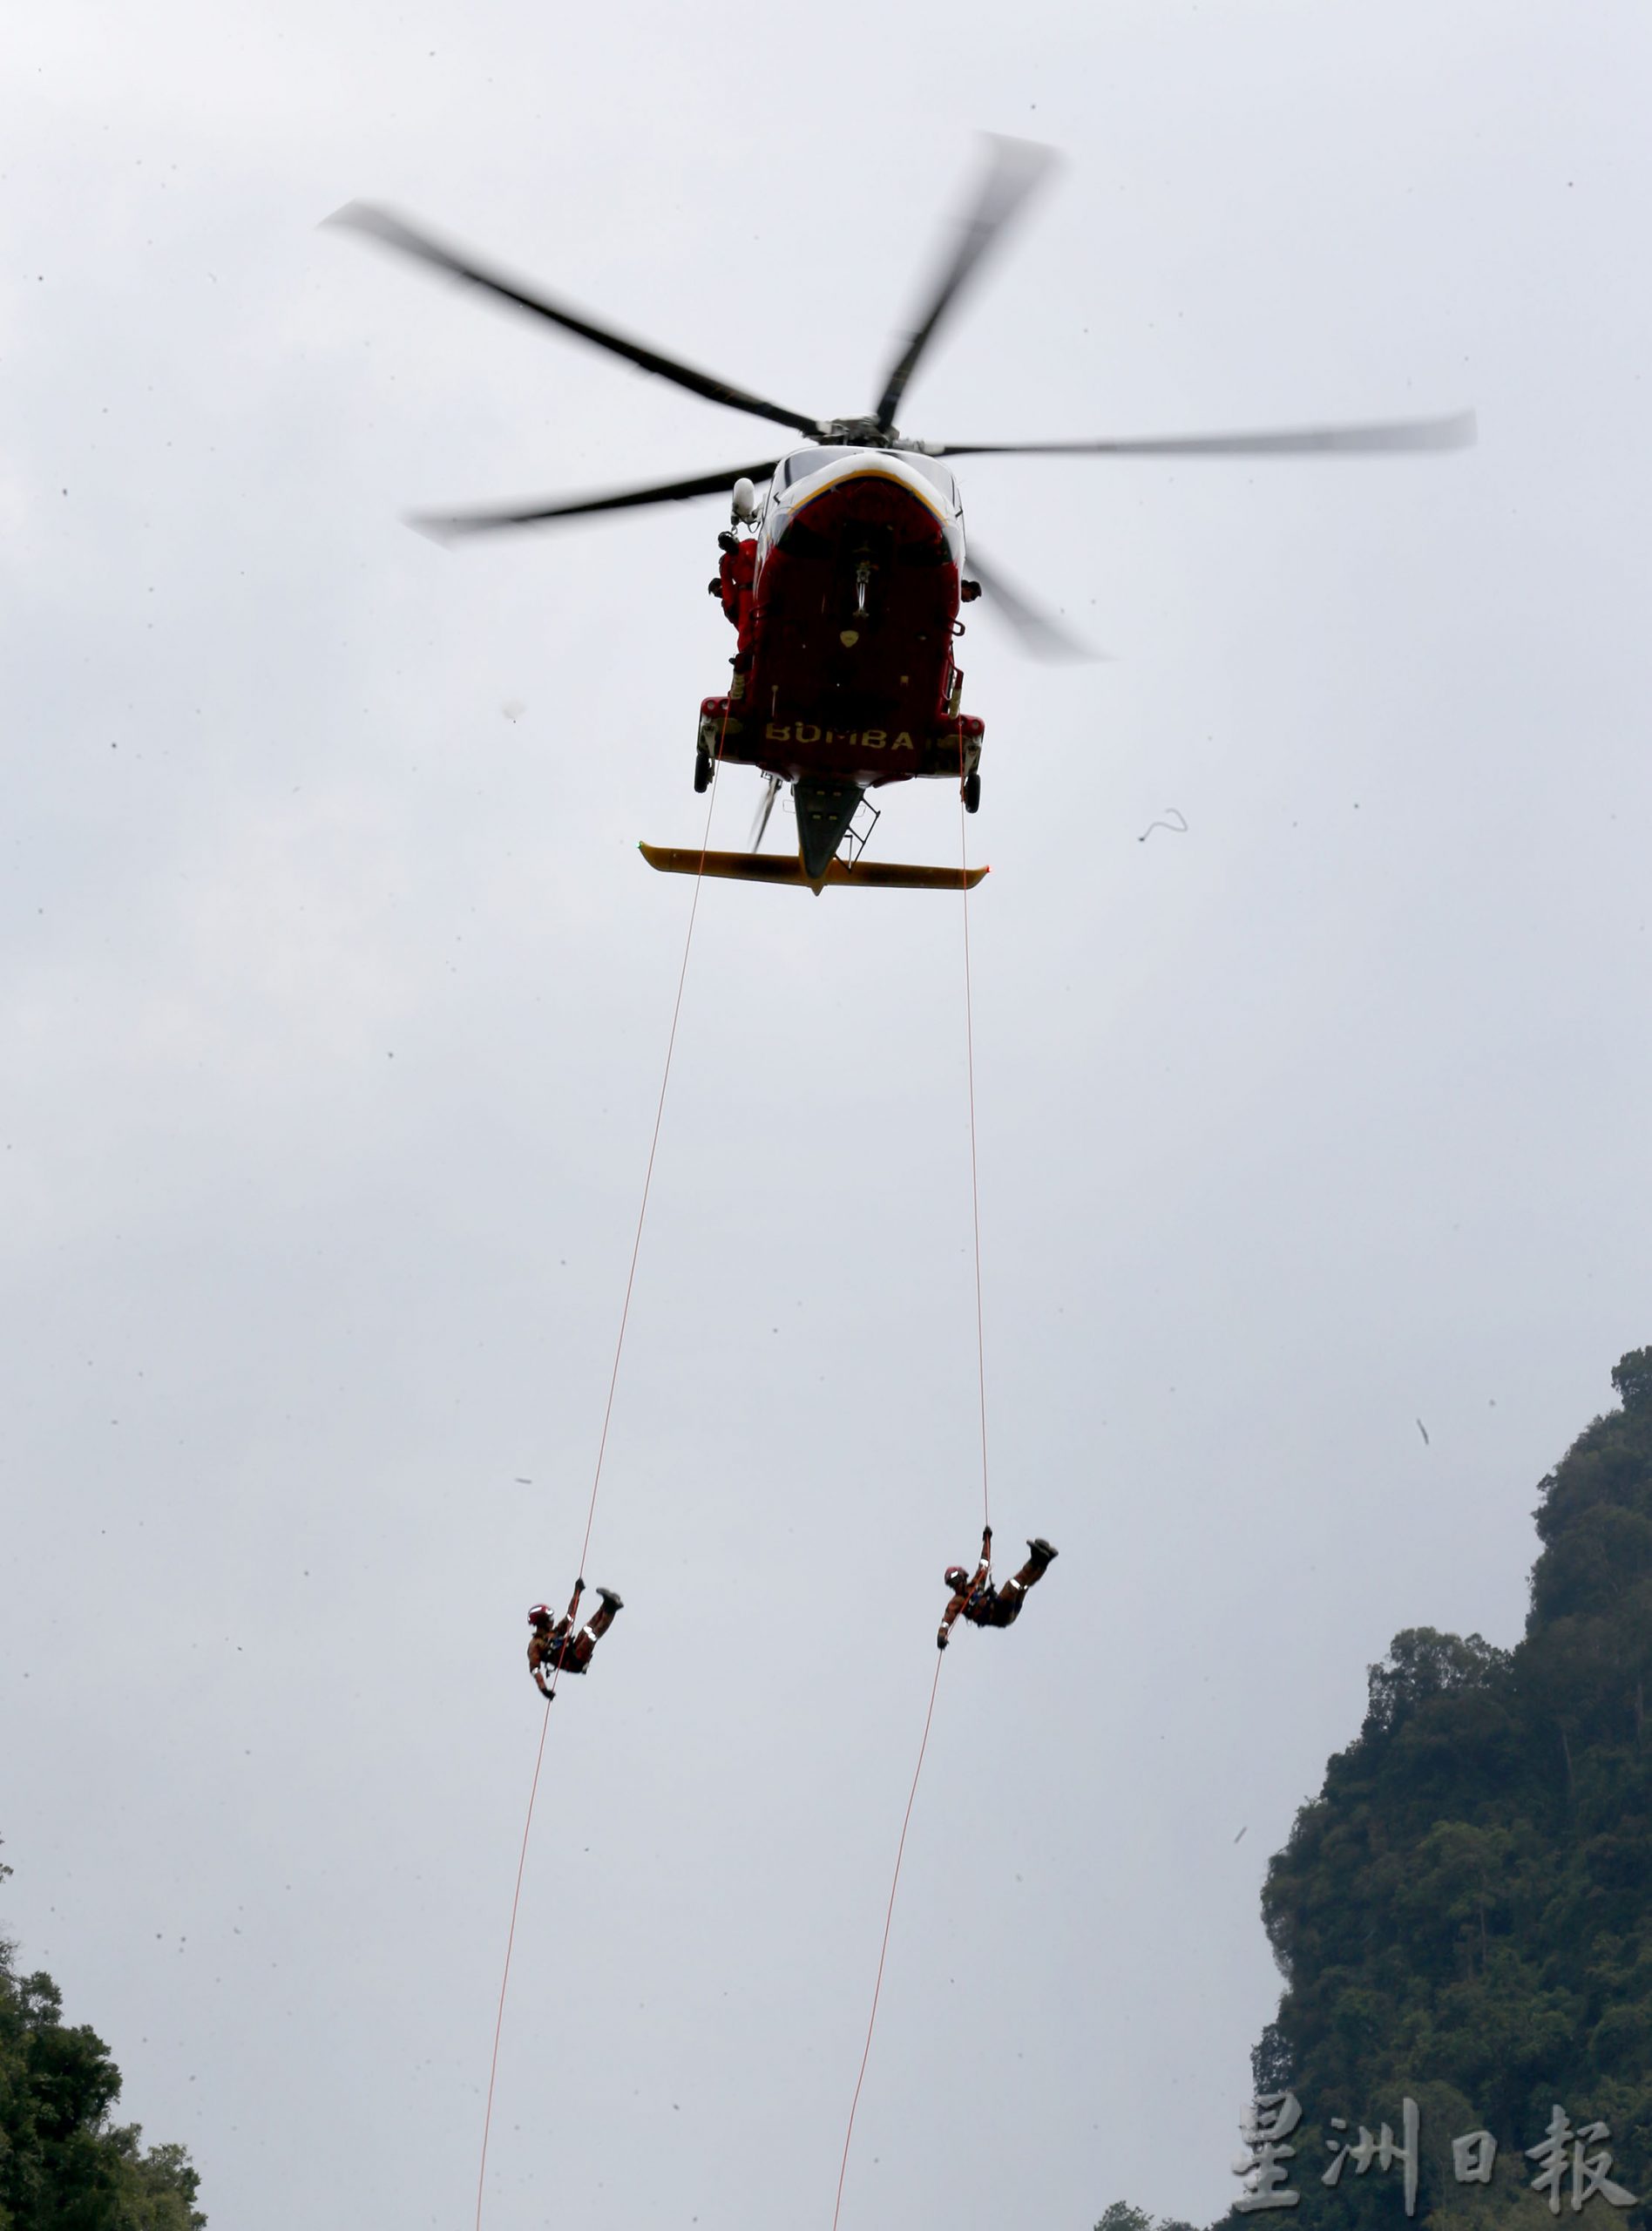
[937,1633,949,1651]
[983,1525,992,1543]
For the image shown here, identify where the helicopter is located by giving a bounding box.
[331,139,1472,896]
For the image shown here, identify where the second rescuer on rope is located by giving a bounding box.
[527,1580,625,1696]
[937,1526,1058,1650]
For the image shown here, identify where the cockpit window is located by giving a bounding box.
[776,446,959,509]
[777,446,858,489]
[901,453,959,505]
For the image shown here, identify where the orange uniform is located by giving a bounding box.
[527,1580,624,1696]
[937,1528,1057,1649]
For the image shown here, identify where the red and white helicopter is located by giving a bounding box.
[334,140,1471,895]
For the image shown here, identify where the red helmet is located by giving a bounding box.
[528,1604,552,1624]
[944,1566,971,1591]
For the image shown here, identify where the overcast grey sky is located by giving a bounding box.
[4,3,1650,2227]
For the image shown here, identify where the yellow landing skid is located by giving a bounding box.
[639,844,989,897]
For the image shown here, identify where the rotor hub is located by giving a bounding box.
[817,416,898,450]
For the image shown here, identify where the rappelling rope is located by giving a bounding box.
[958,754,991,1537]
[829,746,994,2228]
[473,708,729,2231]
[829,1651,945,2231]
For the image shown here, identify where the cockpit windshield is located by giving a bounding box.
[901,453,960,506]
[775,446,959,509]
[776,446,858,488]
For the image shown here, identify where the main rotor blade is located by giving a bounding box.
[328,202,825,439]
[872,136,1057,435]
[411,459,783,540]
[965,546,1098,662]
[930,410,1477,459]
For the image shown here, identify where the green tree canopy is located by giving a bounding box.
[0,1846,205,2231]
[1095,2202,1200,2231]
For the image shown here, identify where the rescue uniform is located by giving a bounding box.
[714,537,758,661]
[527,1588,621,1692]
[937,1530,1055,1649]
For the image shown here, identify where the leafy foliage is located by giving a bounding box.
[1095,2203,1200,2231]
[1220,1350,1652,2231]
[0,1852,205,2231]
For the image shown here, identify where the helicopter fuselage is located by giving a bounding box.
[701,445,984,798]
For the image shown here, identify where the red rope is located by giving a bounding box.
[472,716,727,2231]
[473,1705,552,2231]
[571,709,725,1582]
[829,736,992,2225]
[958,775,990,1534]
[830,1651,945,2231]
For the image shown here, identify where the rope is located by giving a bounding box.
[569,707,725,1583]
[473,1707,552,2231]
[958,768,990,1535]
[829,738,994,2225]
[829,1651,945,2231]
[472,707,728,2231]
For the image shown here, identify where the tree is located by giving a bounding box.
[1095,2204,1198,2231]
[0,1843,206,2230]
[1611,1348,1652,1415]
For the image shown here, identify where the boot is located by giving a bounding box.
[1026,1537,1058,1565]
[595,1587,625,1611]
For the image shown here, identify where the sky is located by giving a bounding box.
[3,3,1651,2228]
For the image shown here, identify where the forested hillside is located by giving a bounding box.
[0,1848,204,2230]
[1249,1348,1652,2228]
[1103,1348,1652,2231]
